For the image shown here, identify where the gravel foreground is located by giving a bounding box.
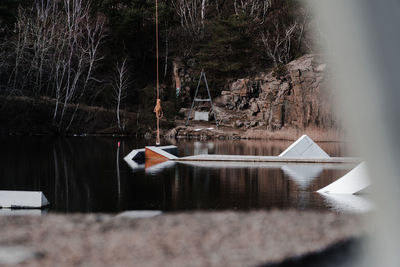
[0,210,364,266]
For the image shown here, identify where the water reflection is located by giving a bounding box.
[319,193,374,213]
[281,165,323,189]
[0,209,48,216]
[0,137,356,213]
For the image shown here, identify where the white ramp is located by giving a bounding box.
[279,135,330,158]
[0,191,49,208]
[317,162,370,194]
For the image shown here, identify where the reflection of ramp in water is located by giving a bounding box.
[281,165,323,189]
[319,193,373,213]
[0,209,48,216]
[194,141,209,155]
[145,161,176,175]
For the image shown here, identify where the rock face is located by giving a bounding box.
[215,54,336,131]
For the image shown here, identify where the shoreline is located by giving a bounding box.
[0,130,346,142]
[1,96,343,142]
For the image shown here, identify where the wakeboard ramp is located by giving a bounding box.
[123,145,178,173]
[0,191,49,209]
[317,162,371,195]
[279,135,330,158]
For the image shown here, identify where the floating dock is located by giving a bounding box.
[171,135,358,164]
[123,135,371,213]
[123,135,361,167]
[173,154,360,164]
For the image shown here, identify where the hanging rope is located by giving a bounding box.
[154,0,161,145]
[154,98,163,122]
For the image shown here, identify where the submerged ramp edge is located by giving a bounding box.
[317,162,371,194]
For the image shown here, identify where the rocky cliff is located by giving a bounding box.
[170,54,340,141]
[214,54,335,132]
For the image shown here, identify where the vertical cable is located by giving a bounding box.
[155,0,161,145]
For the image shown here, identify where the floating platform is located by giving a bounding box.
[123,135,371,213]
[0,191,49,209]
[173,154,360,164]
[123,135,361,173]
[172,134,359,164]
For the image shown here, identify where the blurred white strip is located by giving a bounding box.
[311,0,400,266]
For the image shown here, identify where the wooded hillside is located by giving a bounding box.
[0,0,318,134]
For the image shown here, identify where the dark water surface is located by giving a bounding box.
[0,137,357,213]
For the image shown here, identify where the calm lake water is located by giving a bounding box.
[0,136,359,213]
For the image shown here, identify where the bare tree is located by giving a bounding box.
[6,0,106,131]
[261,21,298,67]
[232,0,271,22]
[112,58,129,132]
[172,0,208,40]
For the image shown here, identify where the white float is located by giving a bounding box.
[194,111,209,121]
[0,191,49,209]
[116,210,162,219]
[279,135,330,158]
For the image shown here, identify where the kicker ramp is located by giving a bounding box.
[317,162,371,194]
[279,135,330,158]
[145,145,178,160]
[124,145,178,169]
[0,191,49,209]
